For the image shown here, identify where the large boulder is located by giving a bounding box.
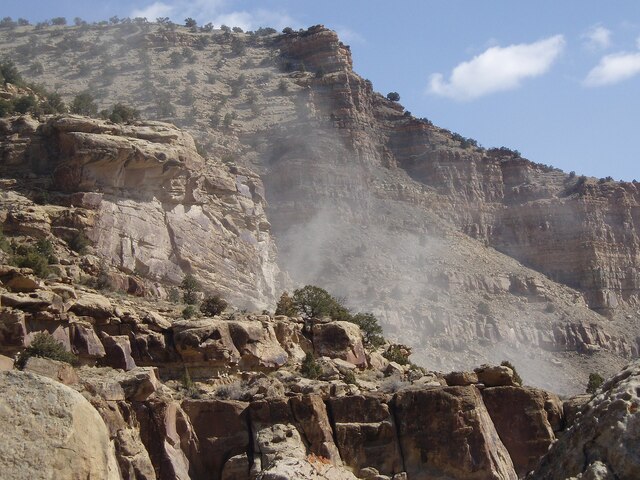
[530,361,640,479]
[312,321,367,368]
[0,370,120,480]
[290,394,342,464]
[394,386,517,480]
[328,394,403,476]
[482,386,563,477]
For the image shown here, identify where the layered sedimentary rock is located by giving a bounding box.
[0,114,281,309]
[0,24,638,390]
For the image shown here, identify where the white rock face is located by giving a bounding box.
[531,360,640,479]
[0,370,120,480]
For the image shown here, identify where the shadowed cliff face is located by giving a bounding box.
[0,23,637,392]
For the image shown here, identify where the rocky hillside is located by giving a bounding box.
[0,21,637,392]
[1,257,638,479]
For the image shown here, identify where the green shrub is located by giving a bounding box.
[275,291,297,316]
[383,345,409,365]
[68,231,90,253]
[35,238,56,263]
[301,352,322,379]
[15,332,77,368]
[70,92,98,116]
[0,228,11,252]
[0,59,24,86]
[13,245,50,278]
[180,273,200,304]
[200,295,228,316]
[343,369,356,385]
[501,360,523,385]
[477,301,491,315]
[168,287,181,304]
[182,305,197,319]
[108,103,140,123]
[349,312,385,348]
[586,372,604,394]
[291,285,351,321]
[13,95,37,114]
[386,92,400,102]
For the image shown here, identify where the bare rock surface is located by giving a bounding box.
[530,360,640,479]
[395,386,517,480]
[0,370,120,480]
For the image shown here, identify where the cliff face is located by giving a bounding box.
[0,23,637,390]
[0,114,281,308]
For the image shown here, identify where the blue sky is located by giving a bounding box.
[3,0,640,180]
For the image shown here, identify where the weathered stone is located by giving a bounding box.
[0,370,120,480]
[482,386,562,477]
[290,394,342,464]
[228,320,289,369]
[0,353,12,371]
[23,356,78,385]
[1,269,41,292]
[562,393,591,428]
[313,321,367,368]
[395,386,517,480]
[1,290,63,312]
[475,365,517,387]
[222,453,250,480]
[101,333,137,370]
[70,321,106,359]
[329,394,403,476]
[135,399,198,480]
[445,370,479,386]
[182,399,250,480]
[69,292,114,320]
[531,361,640,479]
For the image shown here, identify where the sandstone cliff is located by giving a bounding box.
[0,114,281,309]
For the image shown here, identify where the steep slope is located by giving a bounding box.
[0,22,637,392]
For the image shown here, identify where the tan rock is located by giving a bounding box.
[182,398,250,479]
[312,321,367,368]
[329,394,403,476]
[23,356,78,385]
[69,292,114,319]
[445,370,479,386]
[531,361,640,479]
[0,353,13,370]
[0,370,120,480]
[395,386,517,480]
[475,365,517,387]
[481,386,562,477]
[290,394,342,464]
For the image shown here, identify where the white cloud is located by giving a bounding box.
[131,2,175,20]
[335,27,365,45]
[582,25,612,50]
[129,1,298,31]
[584,52,640,86]
[428,35,565,101]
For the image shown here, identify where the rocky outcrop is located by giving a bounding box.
[482,387,563,477]
[530,360,640,479]
[395,386,517,480]
[0,115,282,309]
[0,370,120,480]
[328,394,403,476]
